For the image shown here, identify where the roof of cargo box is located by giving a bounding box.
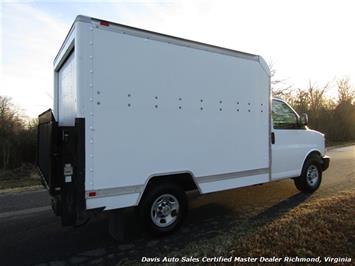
[55,15,270,76]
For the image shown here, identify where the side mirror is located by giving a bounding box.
[299,113,308,126]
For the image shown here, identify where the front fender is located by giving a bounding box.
[301,150,329,175]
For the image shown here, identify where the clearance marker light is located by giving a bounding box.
[88,191,97,197]
[100,21,110,27]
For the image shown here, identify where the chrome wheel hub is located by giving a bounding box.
[151,194,179,228]
[306,165,319,187]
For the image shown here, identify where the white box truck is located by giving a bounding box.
[38,15,329,234]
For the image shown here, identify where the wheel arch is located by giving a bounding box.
[136,171,201,205]
[300,149,323,175]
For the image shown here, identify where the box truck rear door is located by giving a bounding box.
[58,49,77,126]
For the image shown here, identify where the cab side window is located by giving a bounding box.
[272,100,299,129]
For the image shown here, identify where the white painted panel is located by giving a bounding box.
[272,129,324,179]
[88,27,270,193]
[58,51,77,126]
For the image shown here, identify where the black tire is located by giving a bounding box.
[138,183,187,235]
[294,154,322,193]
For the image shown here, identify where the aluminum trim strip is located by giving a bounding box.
[196,168,269,184]
[86,185,144,199]
[96,24,259,62]
[86,168,269,199]
[76,15,259,62]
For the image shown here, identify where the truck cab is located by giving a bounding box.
[271,98,330,192]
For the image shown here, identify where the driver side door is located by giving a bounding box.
[271,99,307,180]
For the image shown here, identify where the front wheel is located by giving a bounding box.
[294,155,322,193]
[138,183,187,235]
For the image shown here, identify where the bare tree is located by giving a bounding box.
[269,62,292,100]
[337,78,355,104]
[0,96,27,169]
[307,81,329,113]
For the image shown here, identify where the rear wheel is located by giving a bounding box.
[294,155,322,193]
[139,183,187,235]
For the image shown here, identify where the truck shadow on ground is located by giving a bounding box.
[44,190,311,265]
[253,192,310,221]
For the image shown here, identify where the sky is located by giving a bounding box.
[1,0,354,118]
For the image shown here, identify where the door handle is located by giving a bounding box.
[271,132,275,144]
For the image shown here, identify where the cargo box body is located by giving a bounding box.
[52,16,271,212]
[39,16,330,233]
[38,15,311,228]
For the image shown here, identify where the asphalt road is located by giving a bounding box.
[0,146,354,265]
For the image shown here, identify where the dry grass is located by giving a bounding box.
[0,164,41,190]
[126,190,355,266]
[228,190,355,258]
